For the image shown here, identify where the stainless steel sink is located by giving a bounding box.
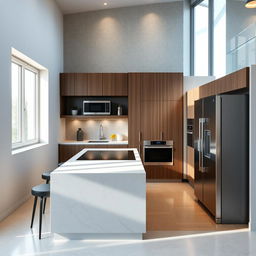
[88,140,109,143]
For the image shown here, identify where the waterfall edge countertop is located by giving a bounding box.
[58,140,128,145]
[51,148,146,240]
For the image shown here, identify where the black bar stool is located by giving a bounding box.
[30,184,50,239]
[41,171,52,214]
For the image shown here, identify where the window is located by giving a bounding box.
[191,0,213,76]
[12,57,40,149]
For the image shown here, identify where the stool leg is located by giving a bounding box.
[43,198,47,214]
[30,196,37,228]
[39,197,43,239]
[43,179,49,214]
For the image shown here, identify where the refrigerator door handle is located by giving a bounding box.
[199,118,206,173]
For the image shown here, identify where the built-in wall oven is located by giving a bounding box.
[143,140,173,165]
[83,101,111,115]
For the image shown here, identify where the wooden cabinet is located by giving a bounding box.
[187,87,199,119]
[75,73,88,96]
[61,73,129,96]
[87,73,103,96]
[60,73,75,96]
[59,144,128,163]
[141,101,161,141]
[103,73,128,96]
[140,73,183,101]
[128,72,184,180]
[128,73,142,153]
[187,145,194,184]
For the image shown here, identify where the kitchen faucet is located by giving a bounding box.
[99,124,105,140]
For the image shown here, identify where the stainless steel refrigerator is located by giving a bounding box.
[194,94,249,224]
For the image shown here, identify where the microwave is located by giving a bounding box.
[83,101,111,115]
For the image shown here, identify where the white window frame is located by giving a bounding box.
[12,56,40,149]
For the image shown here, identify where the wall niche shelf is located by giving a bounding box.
[60,115,128,120]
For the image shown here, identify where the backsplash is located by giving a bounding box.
[64,119,128,141]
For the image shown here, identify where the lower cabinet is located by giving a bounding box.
[144,165,182,180]
[58,144,128,163]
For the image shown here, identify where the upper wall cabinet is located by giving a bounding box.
[87,73,103,96]
[140,73,183,101]
[103,73,128,96]
[60,73,128,96]
[75,73,88,95]
[60,73,75,96]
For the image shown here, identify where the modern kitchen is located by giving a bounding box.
[0,0,256,255]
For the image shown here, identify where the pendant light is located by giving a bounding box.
[245,0,256,8]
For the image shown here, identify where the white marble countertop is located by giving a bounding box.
[51,147,146,239]
[58,140,128,145]
[54,148,144,174]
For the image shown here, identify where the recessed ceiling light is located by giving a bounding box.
[245,0,256,8]
[104,2,108,6]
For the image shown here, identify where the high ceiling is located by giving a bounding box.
[55,0,179,14]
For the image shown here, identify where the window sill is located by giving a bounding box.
[12,143,48,155]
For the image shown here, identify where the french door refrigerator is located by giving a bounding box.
[194,94,249,224]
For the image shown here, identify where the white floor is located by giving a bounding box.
[0,197,255,256]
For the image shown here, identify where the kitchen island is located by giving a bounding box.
[51,148,146,240]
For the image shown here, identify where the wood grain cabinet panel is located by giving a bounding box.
[158,73,183,101]
[140,73,183,101]
[87,73,103,96]
[75,73,88,96]
[60,73,75,96]
[141,100,161,141]
[128,73,142,154]
[103,73,128,96]
[140,73,160,101]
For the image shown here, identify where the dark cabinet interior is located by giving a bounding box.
[60,96,128,116]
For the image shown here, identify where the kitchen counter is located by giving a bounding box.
[59,140,128,145]
[51,148,146,240]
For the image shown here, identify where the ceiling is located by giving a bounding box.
[55,0,179,14]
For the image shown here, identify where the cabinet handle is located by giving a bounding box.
[138,132,141,153]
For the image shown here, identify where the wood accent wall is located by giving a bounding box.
[199,67,249,99]
[187,67,249,119]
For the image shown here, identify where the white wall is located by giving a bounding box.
[64,2,183,73]
[0,0,63,220]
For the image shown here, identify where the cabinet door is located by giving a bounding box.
[87,73,103,96]
[158,73,183,101]
[141,100,161,141]
[59,145,85,162]
[103,73,128,96]
[140,73,160,101]
[128,73,141,153]
[140,73,183,101]
[160,100,183,178]
[160,100,183,141]
[60,73,75,96]
[75,73,88,96]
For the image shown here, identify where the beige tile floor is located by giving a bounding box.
[146,182,247,233]
[0,182,251,256]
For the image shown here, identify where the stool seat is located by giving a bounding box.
[31,184,50,198]
[42,171,52,181]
